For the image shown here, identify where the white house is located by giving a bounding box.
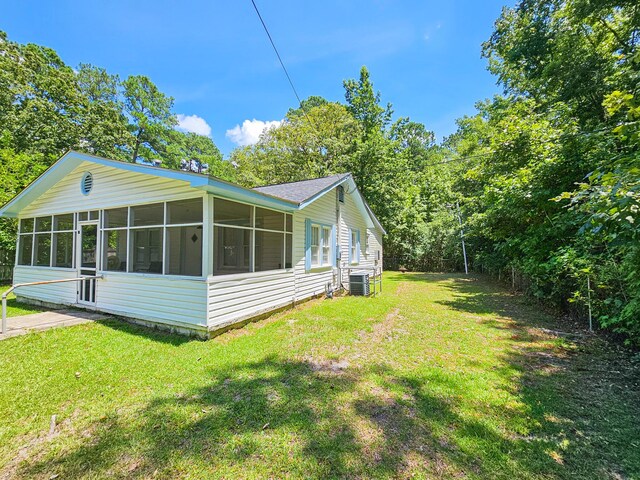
[0,151,384,337]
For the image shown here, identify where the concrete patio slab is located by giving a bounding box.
[1,310,111,340]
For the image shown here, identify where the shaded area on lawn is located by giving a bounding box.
[430,273,640,478]
[3,273,640,479]
[21,357,567,479]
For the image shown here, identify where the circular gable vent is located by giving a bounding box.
[81,172,93,195]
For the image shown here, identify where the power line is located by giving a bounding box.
[250,0,316,129]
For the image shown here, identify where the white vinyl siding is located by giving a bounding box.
[20,161,200,217]
[339,187,383,284]
[294,192,337,300]
[207,270,295,328]
[10,158,383,335]
[97,272,208,329]
[13,266,78,306]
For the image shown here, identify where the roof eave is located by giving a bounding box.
[0,151,301,218]
[199,182,298,211]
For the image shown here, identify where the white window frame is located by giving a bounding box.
[309,222,333,269]
[212,197,293,275]
[365,229,370,255]
[101,198,205,277]
[310,225,320,267]
[350,229,358,264]
[16,214,76,269]
[322,226,331,265]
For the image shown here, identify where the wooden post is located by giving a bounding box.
[587,276,593,332]
[49,415,57,435]
[455,202,468,274]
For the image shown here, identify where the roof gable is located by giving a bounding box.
[252,173,350,204]
[253,173,386,234]
[0,151,386,234]
[0,151,297,217]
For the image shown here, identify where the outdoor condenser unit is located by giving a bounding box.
[349,273,370,296]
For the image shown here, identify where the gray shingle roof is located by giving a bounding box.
[252,173,350,205]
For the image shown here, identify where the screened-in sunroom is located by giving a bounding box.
[1,151,385,337]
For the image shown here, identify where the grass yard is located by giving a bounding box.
[0,273,638,479]
[0,284,47,317]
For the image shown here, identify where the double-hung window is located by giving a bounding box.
[322,226,331,265]
[349,228,360,264]
[364,229,370,255]
[310,225,320,266]
[306,220,333,270]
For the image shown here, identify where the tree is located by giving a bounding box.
[0,32,230,254]
[122,75,176,162]
[164,130,234,180]
[343,66,393,138]
[76,64,131,160]
[0,31,84,159]
[232,100,360,186]
[448,0,640,343]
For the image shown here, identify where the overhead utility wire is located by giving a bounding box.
[250,0,317,129]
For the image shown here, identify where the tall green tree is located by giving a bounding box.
[76,64,131,160]
[0,31,84,159]
[448,0,640,342]
[122,75,176,162]
[231,100,360,186]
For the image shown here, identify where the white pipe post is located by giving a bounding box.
[1,295,6,335]
[1,287,11,335]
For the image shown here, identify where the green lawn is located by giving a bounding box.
[0,273,638,479]
[0,283,46,317]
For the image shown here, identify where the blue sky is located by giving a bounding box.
[4,0,512,156]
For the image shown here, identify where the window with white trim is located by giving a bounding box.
[102,198,203,276]
[350,229,358,264]
[322,226,331,265]
[306,221,333,269]
[364,229,370,255]
[213,198,293,275]
[17,214,75,268]
[311,225,320,266]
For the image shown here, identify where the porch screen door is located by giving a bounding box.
[78,223,98,305]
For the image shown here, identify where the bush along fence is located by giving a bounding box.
[0,249,14,283]
[383,256,463,273]
[385,255,606,339]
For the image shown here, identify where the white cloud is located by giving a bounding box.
[226,119,282,146]
[176,114,212,137]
